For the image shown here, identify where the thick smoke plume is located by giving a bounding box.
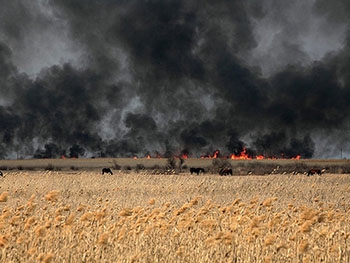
[0,0,349,159]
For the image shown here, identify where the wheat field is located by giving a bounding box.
[0,169,349,262]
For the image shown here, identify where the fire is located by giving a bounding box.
[201,150,220,159]
[230,148,252,160]
[181,153,188,159]
[213,150,220,158]
[129,149,302,160]
[229,148,302,160]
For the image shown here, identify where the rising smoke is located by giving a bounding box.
[0,0,349,159]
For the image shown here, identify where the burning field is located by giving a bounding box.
[1,1,350,161]
[0,158,349,262]
[1,2,350,260]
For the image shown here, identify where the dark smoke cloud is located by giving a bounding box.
[0,0,350,159]
[0,43,16,80]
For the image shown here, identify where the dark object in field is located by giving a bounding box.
[102,168,113,175]
[219,168,232,176]
[307,168,321,176]
[190,167,205,175]
[0,171,2,177]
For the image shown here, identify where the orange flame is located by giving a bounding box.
[181,153,188,159]
[128,149,302,160]
[212,150,220,158]
[230,148,252,160]
[200,150,220,159]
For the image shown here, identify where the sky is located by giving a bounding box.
[0,0,350,159]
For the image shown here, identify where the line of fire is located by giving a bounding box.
[132,148,301,160]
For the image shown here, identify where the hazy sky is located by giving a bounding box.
[1,0,349,159]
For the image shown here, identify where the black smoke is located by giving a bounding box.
[0,0,350,159]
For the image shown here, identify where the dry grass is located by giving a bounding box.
[1,157,350,173]
[0,170,349,262]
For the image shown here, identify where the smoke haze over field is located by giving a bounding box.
[0,0,350,159]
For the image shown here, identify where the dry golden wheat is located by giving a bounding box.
[0,170,348,262]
